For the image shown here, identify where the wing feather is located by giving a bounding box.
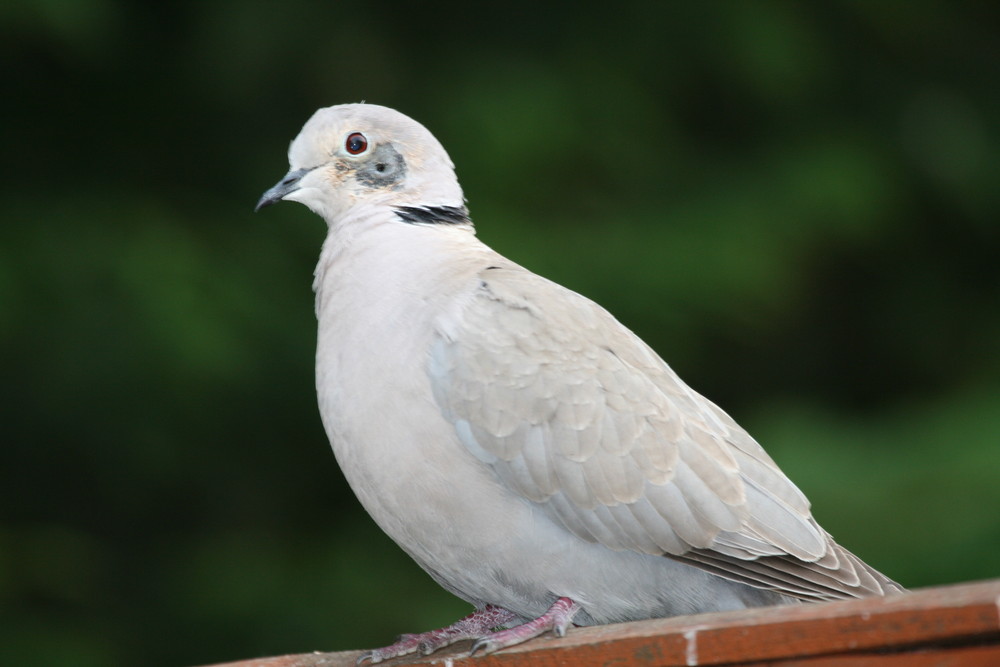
[428,266,901,599]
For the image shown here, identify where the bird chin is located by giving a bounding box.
[283,188,325,216]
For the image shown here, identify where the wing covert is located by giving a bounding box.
[426,266,888,598]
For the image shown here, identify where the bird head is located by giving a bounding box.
[255,103,465,224]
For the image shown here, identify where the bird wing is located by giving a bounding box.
[428,265,897,600]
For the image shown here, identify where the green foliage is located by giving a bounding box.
[2,2,998,666]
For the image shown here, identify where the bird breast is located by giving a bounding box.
[312,219,513,558]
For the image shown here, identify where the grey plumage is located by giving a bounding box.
[257,103,902,658]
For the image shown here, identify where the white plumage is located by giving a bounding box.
[256,103,902,662]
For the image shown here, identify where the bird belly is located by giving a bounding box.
[312,242,789,625]
[316,328,786,623]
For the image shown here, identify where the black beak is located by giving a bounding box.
[254,167,314,212]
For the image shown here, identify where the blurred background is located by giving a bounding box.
[2,2,999,665]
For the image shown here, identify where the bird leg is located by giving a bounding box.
[470,596,581,655]
[357,604,518,664]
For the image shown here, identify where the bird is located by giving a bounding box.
[255,103,903,664]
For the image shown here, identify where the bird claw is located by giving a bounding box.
[355,650,376,665]
[355,632,433,664]
[466,597,581,656]
[468,637,495,656]
[357,604,518,663]
[357,599,579,661]
[355,647,400,665]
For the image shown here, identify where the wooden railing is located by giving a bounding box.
[205,578,1000,666]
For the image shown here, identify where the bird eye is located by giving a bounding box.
[345,132,368,155]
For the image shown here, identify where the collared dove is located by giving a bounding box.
[256,103,903,663]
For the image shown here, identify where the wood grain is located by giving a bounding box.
[202,578,1000,667]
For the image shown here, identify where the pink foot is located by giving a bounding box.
[357,604,517,664]
[470,597,581,655]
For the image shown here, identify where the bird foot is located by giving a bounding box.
[469,597,580,655]
[357,604,517,664]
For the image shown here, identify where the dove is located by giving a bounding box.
[255,103,903,663]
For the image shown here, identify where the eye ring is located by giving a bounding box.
[345,132,368,155]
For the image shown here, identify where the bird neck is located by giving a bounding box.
[311,203,484,319]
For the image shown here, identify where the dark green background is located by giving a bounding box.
[3,2,998,666]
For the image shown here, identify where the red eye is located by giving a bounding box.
[345,132,368,155]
